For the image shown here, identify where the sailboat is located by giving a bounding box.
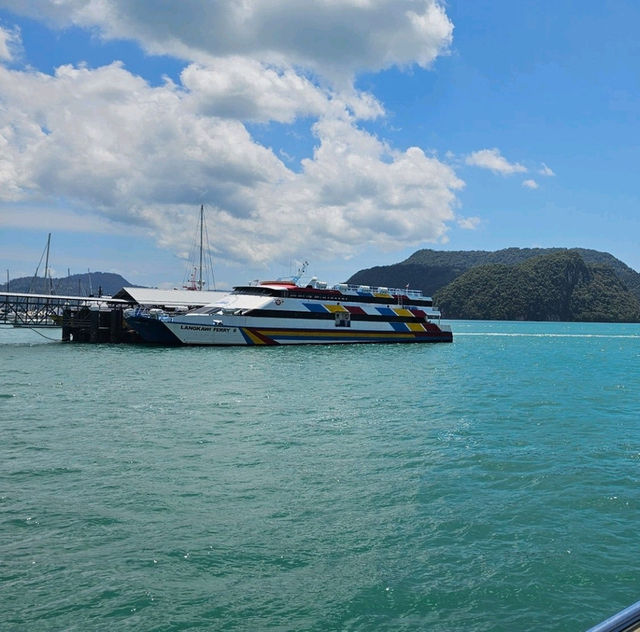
[122,205,225,342]
[29,233,55,295]
[182,204,215,291]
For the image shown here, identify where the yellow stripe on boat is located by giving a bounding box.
[392,308,414,318]
[407,322,426,332]
[242,328,268,345]
[324,304,349,313]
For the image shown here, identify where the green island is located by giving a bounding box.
[348,248,640,322]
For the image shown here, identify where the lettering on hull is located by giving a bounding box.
[180,325,234,332]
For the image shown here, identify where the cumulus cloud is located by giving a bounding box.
[465,148,526,175]
[0,60,463,265]
[0,0,453,80]
[0,24,20,62]
[457,216,480,229]
[146,118,465,263]
[522,179,539,189]
[181,60,384,123]
[0,1,466,270]
[0,62,287,210]
[539,162,555,176]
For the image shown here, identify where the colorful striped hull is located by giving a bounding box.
[163,321,452,346]
[239,327,453,345]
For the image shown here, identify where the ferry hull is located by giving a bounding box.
[125,314,182,345]
[163,322,452,346]
[125,278,453,346]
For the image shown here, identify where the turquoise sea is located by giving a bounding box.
[2,321,640,631]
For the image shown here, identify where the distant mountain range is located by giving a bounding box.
[348,247,640,322]
[1,272,133,296]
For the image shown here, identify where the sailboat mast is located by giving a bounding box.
[199,204,204,291]
[44,233,52,294]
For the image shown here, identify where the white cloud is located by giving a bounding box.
[457,216,480,229]
[181,60,383,123]
[522,179,539,189]
[0,24,20,62]
[465,148,526,175]
[0,60,464,266]
[156,120,465,263]
[0,1,468,273]
[539,162,555,176]
[0,0,453,80]
[0,62,287,212]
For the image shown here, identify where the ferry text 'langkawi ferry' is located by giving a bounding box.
[125,274,453,346]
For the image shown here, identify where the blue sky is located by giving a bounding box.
[0,0,639,289]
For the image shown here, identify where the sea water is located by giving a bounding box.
[1,321,640,631]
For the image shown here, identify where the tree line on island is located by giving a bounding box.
[1,272,131,297]
[348,248,640,322]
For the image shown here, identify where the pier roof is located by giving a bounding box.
[0,291,129,303]
[113,287,228,308]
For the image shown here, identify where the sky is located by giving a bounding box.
[0,0,639,290]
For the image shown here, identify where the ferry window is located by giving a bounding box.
[335,312,350,327]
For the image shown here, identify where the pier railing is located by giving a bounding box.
[0,291,130,328]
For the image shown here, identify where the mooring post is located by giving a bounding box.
[62,308,71,342]
[110,308,121,343]
[89,308,99,343]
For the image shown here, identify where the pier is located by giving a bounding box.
[0,287,226,343]
[0,291,137,343]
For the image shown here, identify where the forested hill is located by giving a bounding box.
[433,251,640,322]
[1,272,133,296]
[348,247,640,303]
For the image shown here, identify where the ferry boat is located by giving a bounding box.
[125,276,452,346]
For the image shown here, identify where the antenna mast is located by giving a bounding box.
[292,260,309,282]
